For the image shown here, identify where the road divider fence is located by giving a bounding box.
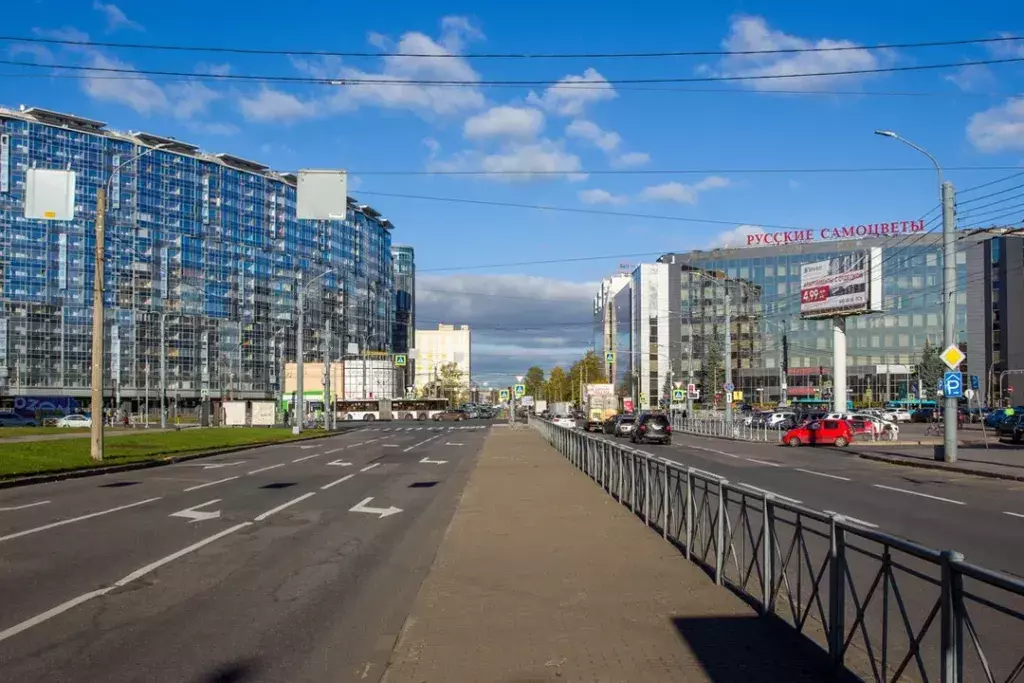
[533,417,1024,683]
[672,416,783,443]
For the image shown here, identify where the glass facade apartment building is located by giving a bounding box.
[0,106,394,410]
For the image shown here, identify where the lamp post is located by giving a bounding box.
[875,130,958,463]
[294,268,333,435]
[90,142,174,461]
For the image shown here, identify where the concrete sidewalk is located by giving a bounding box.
[850,442,1024,481]
[382,427,843,683]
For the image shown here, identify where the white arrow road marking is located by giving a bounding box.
[445,442,464,446]
[420,456,448,465]
[321,474,354,490]
[254,492,317,521]
[0,500,50,512]
[349,497,402,518]
[247,463,284,475]
[0,498,161,544]
[327,460,353,467]
[184,476,239,492]
[360,463,380,472]
[170,499,222,523]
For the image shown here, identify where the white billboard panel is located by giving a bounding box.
[296,169,348,220]
[799,248,882,319]
[24,169,76,220]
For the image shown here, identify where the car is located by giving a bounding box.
[56,414,92,428]
[433,410,469,422]
[782,419,854,447]
[911,408,937,423]
[602,414,620,434]
[631,413,672,445]
[552,415,577,429]
[0,411,38,427]
[996,413,1024,443]
[880,408,912,423]
[613,414,637,437]
[766,411,797,429]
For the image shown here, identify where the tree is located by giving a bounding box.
[524,366,545,399]
[547,366,570,402]
[914,340,945,398]
[568,350,609,403]
[438,362,467,405]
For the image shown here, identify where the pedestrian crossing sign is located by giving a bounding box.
[605,352,615,364]
[394,354,407,367]
[514,384,526,398]
[499,388,510,401]
[672,389,685,401]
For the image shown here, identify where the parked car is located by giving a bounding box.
[997,413,1024,443]
[631,413,672,445]
[552,415,577,429]
[613,414,636,437]
[881,409,913,423]
[433,410,469,422]
[55,414,92,428]
[911,408,937,423]
[782,419,854,447]
[0,411,38,427]
[766,411,797,429]
[984,408,1021,429]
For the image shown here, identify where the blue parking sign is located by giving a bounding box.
[970,375,979,390]
[943,371,963,399]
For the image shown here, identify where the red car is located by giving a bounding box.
[783,419,853,448]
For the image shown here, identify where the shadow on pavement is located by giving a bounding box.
[191,659,260,683]
[672,615,862,683]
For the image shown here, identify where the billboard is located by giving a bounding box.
[799,248,882,319]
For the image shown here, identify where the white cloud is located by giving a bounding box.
[788,179,801,190]
[82,53,167,114]
[196,62,233,76]
[707,15,880,91]
[578,188,628,205]
[640,176,731,204]
[967,96,1024,153]
[167,82,222,120]
[9,42,55,64]
[565,119,621,151]
[464,105,545,140]
[429,139,585,182]
[613,151,651,168]
[988,33,1024,59]
[423,137,442,156]
[707,224,765,248]
[527,68,617,116]
[239,87,317,123]
[92,2,143,32]
[945,64,995,92]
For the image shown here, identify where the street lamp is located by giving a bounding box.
[90,142,174,461]
[875,129,958,463]
[294,268,333,435]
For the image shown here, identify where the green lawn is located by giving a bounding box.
[0,428,319,477]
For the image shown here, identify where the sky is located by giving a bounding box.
[4,0,1024,385]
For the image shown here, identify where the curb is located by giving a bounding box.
[0,428,359,490]
[853,452,1024,483]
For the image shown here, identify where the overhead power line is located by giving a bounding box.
[352,165,1020,177]
[2,33,1021,59]
[2,54,1023,87]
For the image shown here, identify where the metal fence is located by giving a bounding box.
[672,415,783,443]
[533,419,1024,683]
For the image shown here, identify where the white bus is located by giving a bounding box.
[337,398,449,422]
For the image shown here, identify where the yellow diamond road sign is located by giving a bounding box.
[940,344,965,370]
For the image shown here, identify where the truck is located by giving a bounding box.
[550,401,572,417]
[584,383,618,432]
[533,399,548,415]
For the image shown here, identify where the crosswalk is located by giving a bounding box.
[362,425,489,432]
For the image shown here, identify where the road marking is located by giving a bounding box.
[360,463,380,472]
[1003,511,1024,519]
[292,453,323,463]
[346,442,366,449]
[0,521,251,644]
[184,476,239,492]
[873,484,966,505]
[197,461,244,470]
[253,492,317,521]
[0,498,161,544]
[349,497,402,518]
[321,474,355,490]
[415,427,424,431]
[247,463,284,475]
[795,468,852,482]
[745,457,782,467]
[403,435,440,452]
[0,500,50,512]
[685,444,740,458]
[299,445,315,449]
[323,447,346,455]
[445,442,464,446]
[825,510,879,529]
[383,444,399,448]
[327,460,353,467]
[170,499,221,523]
[737,483,802,505]
[420,456,448,465]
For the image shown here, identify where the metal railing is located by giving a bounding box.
[533,419,1024,683]
[673,415,784,443]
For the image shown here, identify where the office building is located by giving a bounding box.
[0,105,394,413]
[593,273,630,390]
[630,263,671,411]
[391,244,415,391]
[414,324,471,397]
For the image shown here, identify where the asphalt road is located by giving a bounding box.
[588,429,1024,578]
[0,421,491,683]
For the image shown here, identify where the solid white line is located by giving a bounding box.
[795,468,852,482]
[0,500,51,512]
[0,522,251,643]
[292,453,323,463]
[745,457,782,467]
[873,484,965,505]
[184,476,239,492]
[402,435,440,453]
[253,493,317,521]
[360,463,380,472]
[321,474,355,490]
[247,463,284,475]
[1003,511,1024,519]
[0,498,161,544]
[737,483,802,505]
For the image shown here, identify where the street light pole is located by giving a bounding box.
[293,268,333,435]
[875,130,957,463]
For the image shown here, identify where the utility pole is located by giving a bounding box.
[323,316,332,431]
[159,313,167,429]
[294,272,304,435]
[89,186,107,461]
[781,333,789,405]
[941,180,958,462]
[724,280,733,425]
[833,317,848,415]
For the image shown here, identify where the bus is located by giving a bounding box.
[885,399,938,410]
[790,398,854,412]
[336,397,449,422]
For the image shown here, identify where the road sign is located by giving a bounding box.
[521,396,534,407]
[725,391,734,403]
[733,390,744,402]
[940,344,966,370]
[943,371,963,399]
[499,389,510,401]
[605,352,615,364]
[687,383,696,393]
[970,375,979,390]
[514,384,525,398]
[724,382,735,392]
[394,354,407,367]
[672,389,685,401]
[965,388,976,400]
[688,390,700,400]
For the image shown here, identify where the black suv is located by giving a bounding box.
[631,413,672,445]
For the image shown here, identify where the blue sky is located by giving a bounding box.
[4,0,1024,383]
